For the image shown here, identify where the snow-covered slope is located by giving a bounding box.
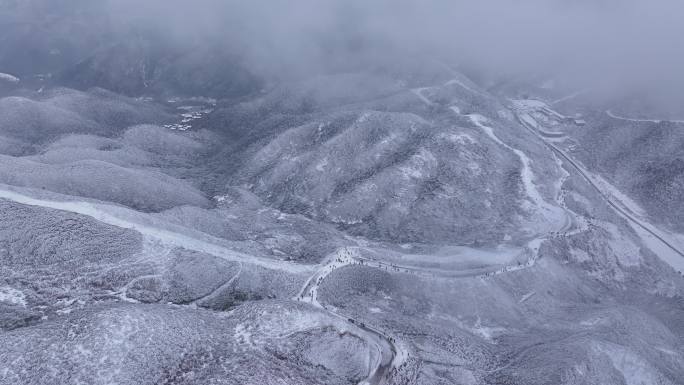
[1,59,683,385]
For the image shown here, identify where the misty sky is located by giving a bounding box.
[3,0,684,96]
[104,0,684,88]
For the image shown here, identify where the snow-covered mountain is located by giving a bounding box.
[1,1,684,385]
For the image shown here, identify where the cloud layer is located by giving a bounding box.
[3,0,684,95]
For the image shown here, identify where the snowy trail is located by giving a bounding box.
[0,186,314,274]
[550,145,684,269]
[0,186,404,383]
[550,90,587,105]
[411,87,435,106]
[434,60,489,97]
[299,242,537,282]
[109,274,164,304]
[512,105,684,271]
[444,78,488,97]
[452,101,587,277]
[410,73,487,107]
[465,113,569,235]
[0,182,405,385]
[606,110,684,125]
[191,262,244,306]
[296,247,408,385]
[0,185,450,384]
[296,248,356,305]
[415,96,574,278]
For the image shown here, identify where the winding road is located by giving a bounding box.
[515,103,684,268]
[8,83,680,384]
[0,186,313,274]
[295,247,407,385]
[606,110,684,125]
[0,185,403,385]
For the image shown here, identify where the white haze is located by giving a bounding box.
[4,0,684,98]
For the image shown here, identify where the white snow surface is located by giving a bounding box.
[509,97,684,273]
[0,287,26,306]
[467,114,567,235]
[0,72,20,83]
[575,165,684,271]
[593,342,667,385]
[0,185,314,274]
[411,87,435,106]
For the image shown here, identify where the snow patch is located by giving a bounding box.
[519,113,540,129]
[587,173,647,217]
[550,90,587,105]
[411,87,435,106]
[357,112,372,123]
[0,72,20,83]
[0,186,314,274]
[593,342,663,385]
[631,224,684,273]
[440,132,475,145]
[603,222,642,267]
[315,157,329,172]
[0,287,26,306]
[512,99,548,110]
[234,323,254,346]
[518,291,536,303]
[455,316,506,343]
[444,77,486,97]
[577,166,684,272]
